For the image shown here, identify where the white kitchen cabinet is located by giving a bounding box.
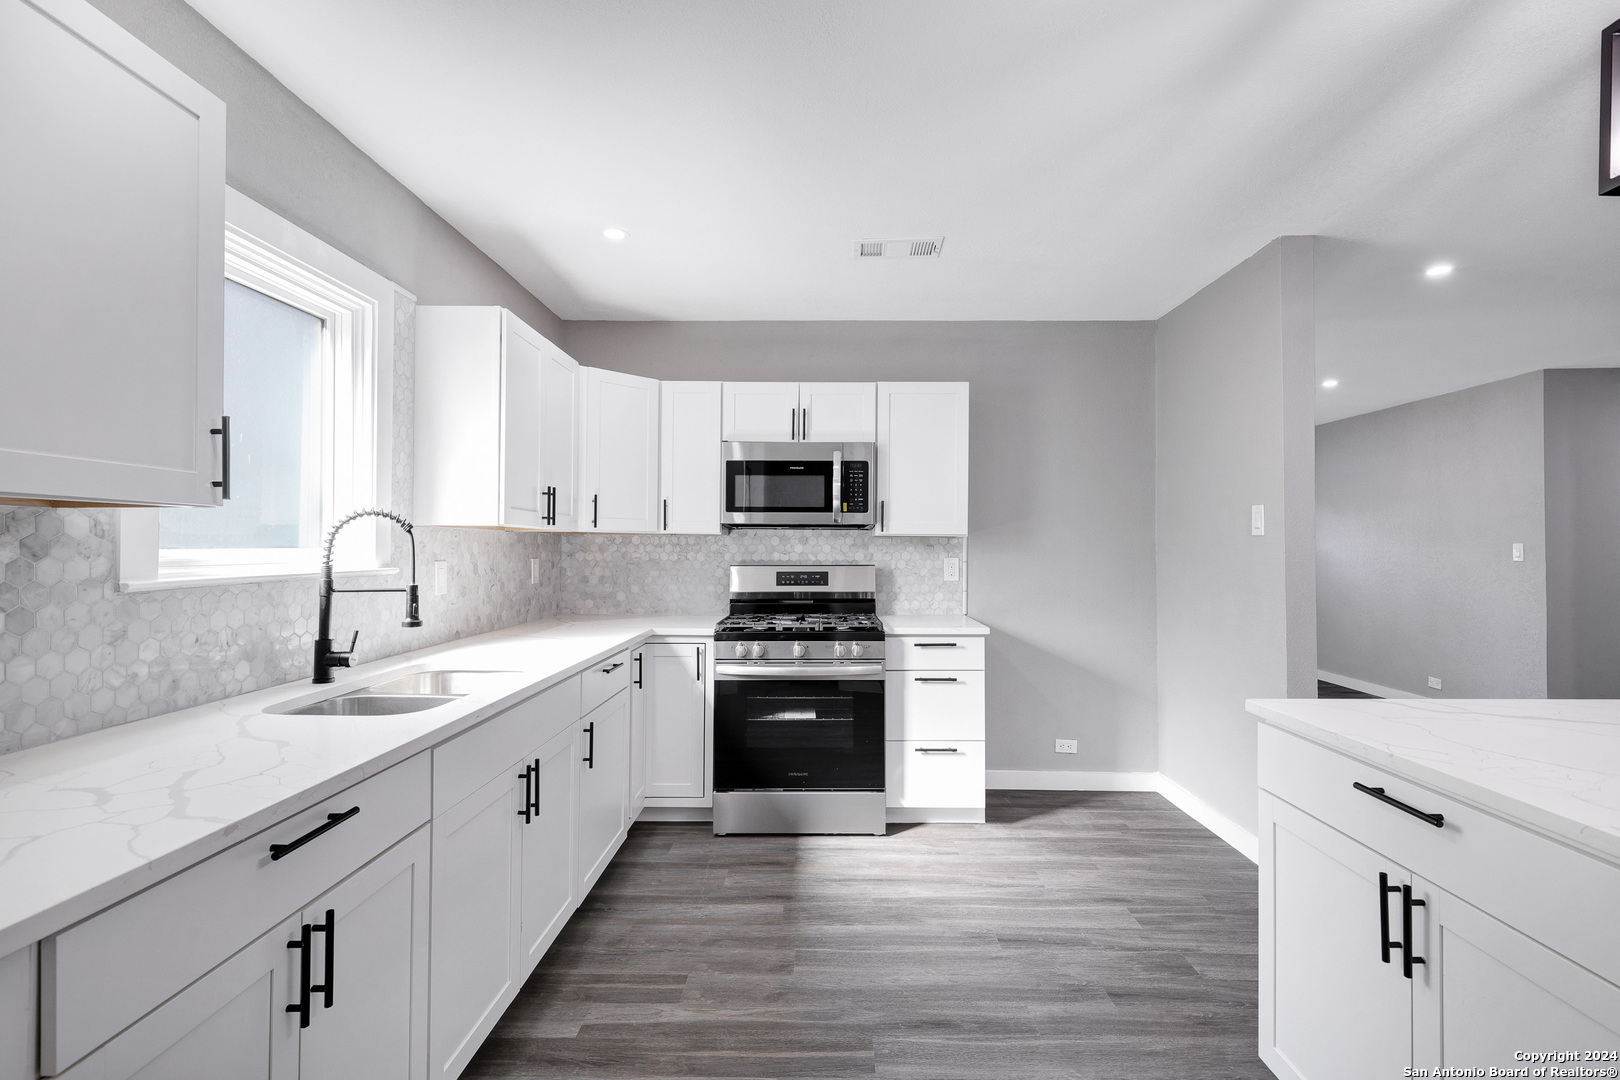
[0,0,225,507]
[416,307,554,529]
[428,768,521,1080]
[800,383,877,442]
[640,644,708,801]
[582,367,660,533]
[538,342,581,531]
[629,650,649,820]
[577,691,632,895]
[0,946,31,1080]
[721,383,876,443]
[660,381,723,533]
[518,724,578,970]
[297,827,430,1080]
[876,382,970,536]
[884,630,984,822]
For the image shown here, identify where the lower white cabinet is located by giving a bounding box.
[885,742,986,811]
[1259,726,1620,1080]
[638,643,707,801]
[518,724,579,969]
[883,632,985,822]
[577,690,631,896]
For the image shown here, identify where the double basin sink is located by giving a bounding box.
[271,670,515,716]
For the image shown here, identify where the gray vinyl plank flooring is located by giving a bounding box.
[463,790,1270,1080]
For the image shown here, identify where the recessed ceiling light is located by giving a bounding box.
[1321,378,1340,389]
[1424,262,1454,279]
[602,227,628,241]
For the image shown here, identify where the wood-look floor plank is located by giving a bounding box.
[462,791,1270,1080]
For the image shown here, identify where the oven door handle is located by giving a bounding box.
[714,662,885,679]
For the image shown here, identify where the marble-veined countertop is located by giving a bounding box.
[881,615,989,635]
[1247,697,1620,867]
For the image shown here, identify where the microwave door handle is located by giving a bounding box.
[832,450,842,524]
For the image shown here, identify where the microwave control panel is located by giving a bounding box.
[841,461,869,514]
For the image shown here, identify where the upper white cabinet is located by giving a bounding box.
[721,383,876,443]
[876,382,970,536]
[0,0,225,507]
[538,344,581,531]
[659,382,722,534]
[416,307,566,530]
[581,367,660,533]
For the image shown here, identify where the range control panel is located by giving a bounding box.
[841,461,869,514]
[776,571,829,587]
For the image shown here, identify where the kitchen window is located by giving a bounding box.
[118,191,400,590]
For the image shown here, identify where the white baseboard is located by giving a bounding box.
[985,769,1159,791]
[1317,669,1426,700]
[1153,774,1259,864]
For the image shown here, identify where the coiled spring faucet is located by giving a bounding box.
[313,509,422,684]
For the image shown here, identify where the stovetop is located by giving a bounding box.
[713,612,886,640]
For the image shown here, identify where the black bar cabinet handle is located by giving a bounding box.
[633,653,643,688]
[592,494,598,529]
[1378,872,1402,964]
[663,499,669,531]
[583,721,595,768]
[1401,884,1427,978]
[695,645,702,681]
[517,762,534,824]
[914,676,959,683]
[915,747,960,753]
[310,908,335,1009]
[879,500,885,532]
[286,922,312,1027]
[269,807,359,861]
[600,661,624,674]
[791,407,796,441]
[210,415,231,500]
[915,642,960,648]
[1352,782,1444,828]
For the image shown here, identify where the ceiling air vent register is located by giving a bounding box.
[854,237,944,258]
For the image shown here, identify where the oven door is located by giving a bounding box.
[721,442,875,528]
[714,671,885,792]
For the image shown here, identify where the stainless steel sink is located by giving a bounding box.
[279,693,460,716]
[366,670,515,696]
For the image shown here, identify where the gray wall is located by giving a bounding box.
[1544,370,1620,698]
[1316,373,1548,699]
[559,321,1161,776]
[86,0,561,338]
[1154,238,1317,839]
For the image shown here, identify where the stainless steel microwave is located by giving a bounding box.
[720,442,876,529]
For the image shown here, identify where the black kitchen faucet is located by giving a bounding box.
[313,508,422,684]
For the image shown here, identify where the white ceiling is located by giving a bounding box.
[185,0,1620,421]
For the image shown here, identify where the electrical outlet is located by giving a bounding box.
[1055,738,1078,754]
[1428,676,1443,690]
[943,557,959,582]
[1251,504,1265,536]
[530,557,541,584]
[1512,543,1524,562]
[434,560,448,596]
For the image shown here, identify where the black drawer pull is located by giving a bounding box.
[915,747,960,753]
[914,677,959,683]
[600,662,624,674]
[1352,783,1444,828]
[270,806,360,860]
[914,642,960,648]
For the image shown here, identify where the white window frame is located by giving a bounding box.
[118,190,403,591]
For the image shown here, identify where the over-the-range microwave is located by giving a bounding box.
[720,442,875,530]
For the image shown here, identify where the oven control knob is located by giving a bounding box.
[750,642,767,659]
[793,642,808,658]
[734,643,748,659]
[834,642,847,658]
[851,642,865,658]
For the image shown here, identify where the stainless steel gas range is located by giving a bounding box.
[711,564,887,836]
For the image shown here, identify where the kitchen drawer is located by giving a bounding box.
[1259,724,1620,987]
[40,752,430,1075]
[581,650,633,715]
[886,741,985,808]
[434,676,579,812]
[886,635,984,671]
[885,669,985,740]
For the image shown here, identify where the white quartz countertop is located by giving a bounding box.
[1247,697,1620,867]
[0,615,717,958]
[880,615,989,635]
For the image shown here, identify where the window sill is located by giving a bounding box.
[118,565,401,594]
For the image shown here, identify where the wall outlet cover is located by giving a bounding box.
[530,557,541,584]
[1428,676,1443,690]
[434,560,448,596]
[943,557,959,582]
[1055,738,1078,754]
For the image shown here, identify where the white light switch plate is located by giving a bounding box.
[943,557,959,582]
[434,561,448,596]
[530,557,541,584]
[1512,543,1524,562]
[1251,505,1265,535]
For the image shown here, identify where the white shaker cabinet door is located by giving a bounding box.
[722,382,799,442]
[577,692,631,896]
[429,769,521,1080]
[643,644,707,800]
[629,650,648,819]
[500,312,544,529]
[0,0,225,507]
[660,381,722,534]
[298,827,430,1080]
[1411,877,1620,1070]
[519,724,579,972]
[582,367,659,532]
[876,383,969,535]
[1261,796,1413,1080]
[54,916,299,1080]
[800,383,876,443]
[538,342,580,531]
